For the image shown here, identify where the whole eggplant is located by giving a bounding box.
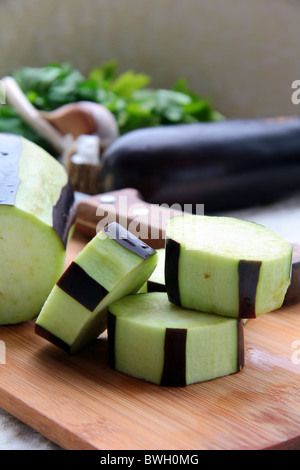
[101,118,300,213]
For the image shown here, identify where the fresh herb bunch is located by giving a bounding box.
[0,60,223,153]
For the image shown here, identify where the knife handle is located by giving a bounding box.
[75,188,183,249]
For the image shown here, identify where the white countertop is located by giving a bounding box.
[1,191,300,450]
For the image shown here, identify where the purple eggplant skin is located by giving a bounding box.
[101,117,300,213]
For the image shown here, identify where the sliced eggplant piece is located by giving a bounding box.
[0,133,75,324]
[165,214,292,319]
[107,292,244,386]
[283,244,300,306]
[35,222,158,353]
[139,248,166,293]
[101,118,300,213]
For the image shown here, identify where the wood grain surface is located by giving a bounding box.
[0,230,299,450]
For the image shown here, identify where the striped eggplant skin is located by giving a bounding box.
[52,180,76,248]
[164,238,181,306]
[238,260,262,319]
[56,261,109,312]
[0,133,75,324]
[35,261,110,354]
[0,133,75,244]
[101,118,300,213]
[35,222,158,353]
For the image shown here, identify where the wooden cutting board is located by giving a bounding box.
[0,228,300,450]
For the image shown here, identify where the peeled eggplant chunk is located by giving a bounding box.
[108,292,244,386]
[0,133,75,324]
[35,222,158,353]
[139,248,166,293]
[101,118,300,213]
[283,244,300,306]
[165,214,292,319]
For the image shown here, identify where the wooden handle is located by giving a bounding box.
[75,188,183,249]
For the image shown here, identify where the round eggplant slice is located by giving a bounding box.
[107,292,244,386]
[0,133,75,324]
[165,214,292,319]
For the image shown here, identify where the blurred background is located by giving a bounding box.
[0,0,299,119]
